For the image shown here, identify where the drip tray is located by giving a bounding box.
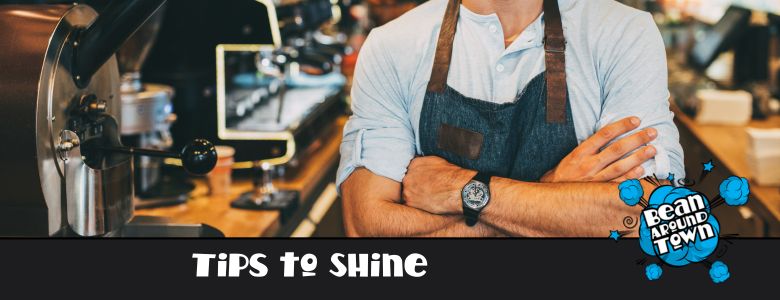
[117,216,224,237]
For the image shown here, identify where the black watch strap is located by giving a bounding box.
[463,206,479,227]
[462,172,492,227]
[474,172,492,186]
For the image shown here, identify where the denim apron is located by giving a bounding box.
[419,0,578,182]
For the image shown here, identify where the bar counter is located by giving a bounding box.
[674,105,780,236]
[136,117,347,237]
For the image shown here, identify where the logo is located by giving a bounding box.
[612,160,750,284]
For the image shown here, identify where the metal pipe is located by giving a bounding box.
[73,0,167,88]
[97,146,179,159]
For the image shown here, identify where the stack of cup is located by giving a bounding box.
[746,128,780,186]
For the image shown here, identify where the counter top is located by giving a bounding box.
[136,117,346,237]
[673,106,780,223]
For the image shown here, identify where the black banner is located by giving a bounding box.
[1,238,777,297]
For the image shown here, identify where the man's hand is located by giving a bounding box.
[402,156,475,215]
[540,117,658,183]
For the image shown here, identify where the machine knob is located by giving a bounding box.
[179,139,217,175]
[56,130,81,161]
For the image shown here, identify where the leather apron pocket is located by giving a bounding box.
[436,123,483,160]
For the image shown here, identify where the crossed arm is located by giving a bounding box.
[342,117,656,237]
[342,168,504,237]
[342,169,646,237]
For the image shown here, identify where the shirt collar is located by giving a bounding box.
[458,3,498,23]
[458,4,545,54]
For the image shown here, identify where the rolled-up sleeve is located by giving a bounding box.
[596,12,685,179]
[336,28,417,191]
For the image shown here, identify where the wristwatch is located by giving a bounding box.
[461,172,492,227]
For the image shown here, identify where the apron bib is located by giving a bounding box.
[419,0,578,182]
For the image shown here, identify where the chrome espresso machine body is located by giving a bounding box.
[0,0,217,237]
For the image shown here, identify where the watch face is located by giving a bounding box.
[462,180,490,210]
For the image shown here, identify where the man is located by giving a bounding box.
[338,0,684,237]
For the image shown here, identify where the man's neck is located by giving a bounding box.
[462,0,544,47]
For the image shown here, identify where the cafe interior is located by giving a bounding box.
[0,0,778,238]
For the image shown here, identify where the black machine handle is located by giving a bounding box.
[73,0,167,88]
[99,139,218,175]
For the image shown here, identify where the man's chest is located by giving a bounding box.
[407,38,604,151]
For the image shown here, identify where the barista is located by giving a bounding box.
[339,0,684,237]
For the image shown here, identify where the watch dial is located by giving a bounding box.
[462,180,490,210]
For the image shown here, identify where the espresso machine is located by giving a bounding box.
[0,0,219,237]
[136,0,348,223]
[220,0,348,217]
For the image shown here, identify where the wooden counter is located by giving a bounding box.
[136,117,347,237]
[673,106,780,229]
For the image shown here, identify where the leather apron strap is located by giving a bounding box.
[542,0,567,123]
[426,0,568,124]
[426,0,461,94]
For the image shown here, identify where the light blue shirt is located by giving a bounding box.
[337,0,685,190]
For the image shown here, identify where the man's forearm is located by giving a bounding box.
[421,216,501,237]
[342,168,502,237]
[481,178,644,237]
[346,196,498,237]
[400,117,668,237]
